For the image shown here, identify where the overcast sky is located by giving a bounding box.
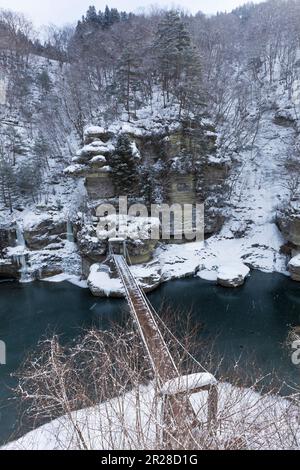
[0,1,264,27]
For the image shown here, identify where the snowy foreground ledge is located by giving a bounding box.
[2,382,299,450]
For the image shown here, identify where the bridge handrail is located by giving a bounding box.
[113,254,179,378]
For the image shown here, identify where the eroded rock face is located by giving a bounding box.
[0,225,16,254]
[273,109,296,128]
[66,119,228,242]
[85,173,115,200]
[131,260,162,291]
[0,259,19,279]
[23,215,67,250]
[277,210,300,247]
[83,126,114,145]
[77,224,107,261]
[15,118,228,285]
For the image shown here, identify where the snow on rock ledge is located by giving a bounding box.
[217,263,250,288]
[88,264,124,298]
[288,255,300,281]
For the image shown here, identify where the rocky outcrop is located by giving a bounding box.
[88,257,162,298]
[77,224,107,261]
[65,119,228,242]
[0,259,19,279]
[277,209,300,248]
[273,108,296,128]
[64,130,116,201]
[131,260,162,291]
[83,126,114,144]
[288,255,300,281]
[0,115,228,288]
[23,214,67,250]
[0,224,16,254]
[277,208,300,273]
[217,263,250,288]
[88,258,124,298]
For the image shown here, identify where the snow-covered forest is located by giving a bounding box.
[1,1,300,287]
[1,0,300,452]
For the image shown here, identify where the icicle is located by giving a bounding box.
[14,224,31,283]
[66,220,75,243]
[16,225,25,247]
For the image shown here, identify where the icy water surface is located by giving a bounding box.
[0,271,300,445]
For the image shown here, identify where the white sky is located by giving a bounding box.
[0,1,263,27]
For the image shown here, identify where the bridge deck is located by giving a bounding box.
[113,254,178,383]
[112,253,218,447]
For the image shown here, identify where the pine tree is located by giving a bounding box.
[116,47,141,121]
[176,46,203,117]
[120,12,128,22]
[108,135,139,195]
[37,70,52,93]
[154,10,203,115]
[98,10,104,26]
[33,133,50,170]
[86,6,98,24]
[139,168,154,206]
[110,8,120,24]
[103,6,112,29]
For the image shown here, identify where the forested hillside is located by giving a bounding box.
[1,0,300,286]
[3,1,300,451]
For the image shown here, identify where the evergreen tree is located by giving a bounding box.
[120,12,128,22]
[154,10,203,114]
[37,70,52,93]
[139,168,154,206]
[98,10,104,26]
[175,46,203,117]
[110,8,120,24]
[116,47,141,121]
[33,133,50,170]
[108,135,139,195]
[154,11,191,104]
[86,6,98,24]
[103,6,112,29]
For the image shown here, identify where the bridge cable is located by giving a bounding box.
[123,243,210,374]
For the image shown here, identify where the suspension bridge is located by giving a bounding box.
[109,242,218,445]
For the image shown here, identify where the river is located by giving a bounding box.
[0,271,300,445]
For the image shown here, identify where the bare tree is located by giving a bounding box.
[11,312,300,450]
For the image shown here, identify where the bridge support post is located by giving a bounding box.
[160,374,218,449]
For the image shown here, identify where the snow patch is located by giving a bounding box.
[88,264,124,297]
[43,274,88,289]
[161,373,217,396]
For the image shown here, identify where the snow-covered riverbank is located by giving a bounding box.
[3,381,299,450]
